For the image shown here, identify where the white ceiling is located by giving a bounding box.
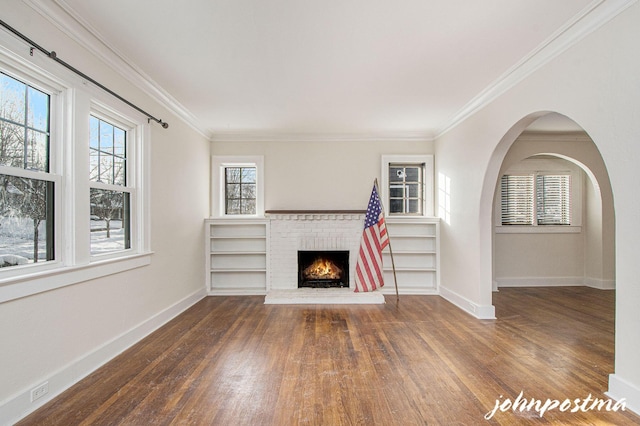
[49,0,603,139]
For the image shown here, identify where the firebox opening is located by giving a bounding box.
[298,250,349,288]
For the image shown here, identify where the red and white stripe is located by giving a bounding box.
[354,217,388,292]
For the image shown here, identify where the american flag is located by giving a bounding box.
[354,184,389,292]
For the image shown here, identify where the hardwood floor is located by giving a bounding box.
[18,287,640,425]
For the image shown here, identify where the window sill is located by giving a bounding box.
[495,225,582,234]
[0,252,153,304]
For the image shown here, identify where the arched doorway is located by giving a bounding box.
[491,114,615,291]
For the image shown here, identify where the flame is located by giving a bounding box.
[303,258,343,280]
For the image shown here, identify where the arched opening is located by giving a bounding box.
[490,112,615,294]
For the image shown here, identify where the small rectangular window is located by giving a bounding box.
[388,163,424,215]
[225,166,256,215]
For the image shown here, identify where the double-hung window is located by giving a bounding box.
[0,71,57,268]
[89,114,131,255]
[0,45,150,302]
[501,173,572,226]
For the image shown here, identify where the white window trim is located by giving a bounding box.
[381,155,434,217]
[0,37,152,303]
[211,155,264,218]
[495,157,582,234]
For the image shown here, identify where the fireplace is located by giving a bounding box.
[298,250,349,288]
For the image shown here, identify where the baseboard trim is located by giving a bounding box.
[496,276,584,288]
[439,285,495,319]
[1,287,207,426]
[585,277,616,290]
[607,374,640,416]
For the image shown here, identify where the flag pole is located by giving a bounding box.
[374,178,400,302]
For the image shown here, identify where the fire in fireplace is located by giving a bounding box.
[298,250,349,288]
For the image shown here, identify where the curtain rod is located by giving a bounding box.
[0,18,169,129]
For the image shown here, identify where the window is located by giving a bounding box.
[224,166,256,215]
[388,163,424,215]
[0,45,151,302]
[89,115,130,254]
[381,155,434,217]
[501,173,571,226]
[211,156,264,217]
[0,71,55,267]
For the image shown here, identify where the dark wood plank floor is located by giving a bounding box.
[18,287,640,425]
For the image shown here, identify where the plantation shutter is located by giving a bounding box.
[501,175,534,225]
[536,175,571,225]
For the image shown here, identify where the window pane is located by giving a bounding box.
[26,130,48,172]
[114,128,126,156]
[389,167,403,182]
[99,155,114,183]
[226,183,240,199]
[405,167,420,182]
[241,199,256,215]
[226,167,241,183]
[0,73,26,125]
[113,156,126,186]
[89,148,100,181]
[90,116,127,186]
[408,199,420,213]
[226,199,241,215]
[0,122,24,168]
[90,188,130,254]
[1,73,50,172]
[537,175,571,225]
[389,199,403,213]
[241,167,256,183]
[241,183,256,199]
[407,183,420,198]
[0,174,54,266]
[501,175,534,225]
[99,121,114,154]
[390,185,404,198]
[27,87,49,132]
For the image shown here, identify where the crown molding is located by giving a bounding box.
[210,130,434,143]
[435,0,638,139]
[22,0,209,138]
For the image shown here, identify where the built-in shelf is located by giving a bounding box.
[206,219,269,295]
[382,217,440,294]
[206,216,439,297]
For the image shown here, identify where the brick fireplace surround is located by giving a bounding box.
[264,211,386,304]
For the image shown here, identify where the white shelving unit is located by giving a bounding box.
[205,219,269,295]
[382,217,440,294]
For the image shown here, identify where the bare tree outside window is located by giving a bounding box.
[225,166,256,215]
[89,116,130,254]
[0,72,53,268]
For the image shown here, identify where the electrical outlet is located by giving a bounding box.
[30,382,49,402]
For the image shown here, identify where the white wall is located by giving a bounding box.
[436,1,640,411]
[212,139,434,212]
[0,3,210,423]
